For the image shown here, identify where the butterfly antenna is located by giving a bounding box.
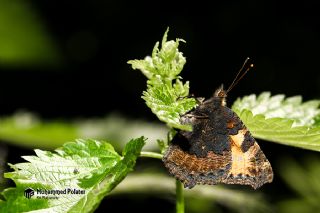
[226,57,254,94]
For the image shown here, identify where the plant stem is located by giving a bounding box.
[176,180,185,213]
[140,151,163,160]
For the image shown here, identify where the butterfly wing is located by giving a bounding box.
[163,134,232,188]
[163,97,273,189]
[222,128,273,189]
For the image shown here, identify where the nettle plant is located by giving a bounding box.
[1,29,320,213]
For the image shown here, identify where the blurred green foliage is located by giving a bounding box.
[0,112,167,150]
[112,173,272,213]
[277,156,320,213]
[0,0,60,67]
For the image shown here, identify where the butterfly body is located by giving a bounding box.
[163,87,273,189]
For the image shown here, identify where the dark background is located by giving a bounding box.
[1,1,320,212]
[1,1,320,119]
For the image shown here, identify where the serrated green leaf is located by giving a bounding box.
[121,137,146,168]
[0,137,146,213]
[128,29,197,130]
[127,57,155,79]
[233,92,320,127]
[142,79,197,130]
[173,79,190,98]
[232,92,320,151]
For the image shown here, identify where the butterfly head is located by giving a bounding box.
[212,58,253,107]
[213,85,227,106]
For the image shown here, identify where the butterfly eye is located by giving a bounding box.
[218,90,226,98]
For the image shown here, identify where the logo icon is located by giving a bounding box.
[24,188,34,199]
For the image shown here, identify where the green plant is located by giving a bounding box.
[276,156,320,213]
[1,29,320,213]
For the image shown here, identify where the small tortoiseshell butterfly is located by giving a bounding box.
[163,58,273,189]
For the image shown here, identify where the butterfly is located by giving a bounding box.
[162,58,273,189]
